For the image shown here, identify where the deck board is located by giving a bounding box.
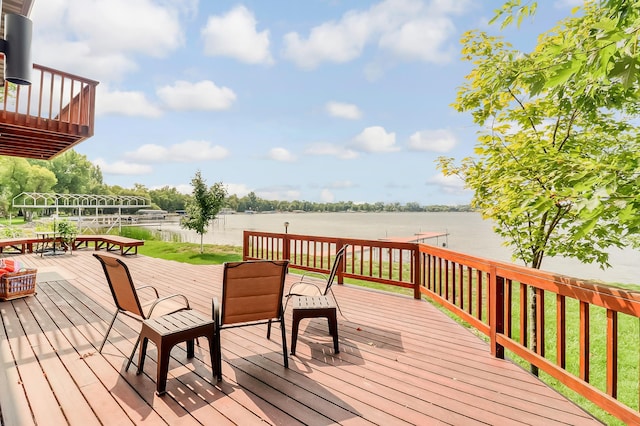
[0,251,602,425]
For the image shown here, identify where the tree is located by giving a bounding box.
[181,171,227,253]
[0,157,57,219]
[149,186,190,212]
[438,2,640,373]
[34,150,103,194]
[489,0,640,236]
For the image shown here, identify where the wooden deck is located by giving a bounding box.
[0,251,601,425]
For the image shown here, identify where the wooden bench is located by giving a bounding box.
[73,235,144,256]
[0,237,39,254]
[1,235,144,256]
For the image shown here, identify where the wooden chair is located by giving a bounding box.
[212,260,289,382]
[93,253,191,370]
[284,244,348,317]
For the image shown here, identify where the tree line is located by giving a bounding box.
[0,151,470,219]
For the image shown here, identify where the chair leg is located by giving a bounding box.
[136,336,149,375]
[207,335,216,381]
[267,319,272,339]
[126,336,141,371]
[99,311,119,353]
[214,328,222,382]
[280,316,288,368]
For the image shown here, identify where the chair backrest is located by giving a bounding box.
[221,260,288,326]
[93,253,145,318]
[323,244,348,295]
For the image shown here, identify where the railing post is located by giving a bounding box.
[242,230,249,260]
[283,233,290,262]
[413,244,421,299]
[489,265,505,359]
[336,240,345,285]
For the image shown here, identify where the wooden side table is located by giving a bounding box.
[291,295,339,355]
[137,309,215,395]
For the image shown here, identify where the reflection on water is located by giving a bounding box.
[155,211,639,285]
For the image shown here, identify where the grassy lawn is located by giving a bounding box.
[139,240,242,264]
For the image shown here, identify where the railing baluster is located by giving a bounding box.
[607,309,618,398]
[557,294,566,368]
[505,278,512,338]
[458,264,464,310]
[467,266,472,315]
[444,259,450,301]
[476,270,482,321]
[520,283,527,347]
[579,302,589,381]
[537,288,545,357]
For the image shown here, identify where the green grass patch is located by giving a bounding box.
[139,240,242,264]
[0,217,26,226]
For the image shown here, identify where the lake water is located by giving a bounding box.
[158,211,639,285]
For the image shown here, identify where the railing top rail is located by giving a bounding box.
[33,63,100,86]
[248,230,418,250]
[419,240,640,314]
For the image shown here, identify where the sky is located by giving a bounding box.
[28,0,582,206]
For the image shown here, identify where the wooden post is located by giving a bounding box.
[490,266,505,359]
[413,244,421,300]
[283,233,290,262]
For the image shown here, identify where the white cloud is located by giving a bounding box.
[125,141,229,163]
[351,126,399,153]
[256,186,301,201]
[31,0,185,82]
[320,189,335,202]
[304,143,359,159]
[428,0,474,14]
[174,184,193,195]
[282,0,459,69]
[408,129,457,152]
[67,0,183,57]
[92,158,152,175]
[202,5,274,65]
[157,80,237,111]
[378,17,455,63]
[282,18,371,69]
[268,148,296,162]
[326,102,362,120]
[225,183,253,198]
[96,86,163,117]
[426,173,468,194]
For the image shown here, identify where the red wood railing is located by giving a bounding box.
[244,230,640,424]
[1,63,98,135]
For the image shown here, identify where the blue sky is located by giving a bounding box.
[29,0,580,205]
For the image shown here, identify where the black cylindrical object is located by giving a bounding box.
[4,13,33,85]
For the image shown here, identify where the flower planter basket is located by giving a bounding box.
[0,268,37,301]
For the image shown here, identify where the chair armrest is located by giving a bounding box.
[299,271,329,282]
[146,293,190,317]
[287,280,323,297]
[135,284,159,298]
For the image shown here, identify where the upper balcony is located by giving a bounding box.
[0,64,98,159]
[0,0,98,160]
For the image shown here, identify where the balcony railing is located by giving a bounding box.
[244,230,640,424]
[0,63,98,159]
